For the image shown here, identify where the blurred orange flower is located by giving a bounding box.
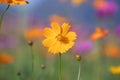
[0,53,13,65]
[49,14,68,24]
[110,66,120,74]
[71,0,87,7]
[0,0,29,5]
[93,0,107,9]
[24,27,43,40]
[105,44,120,58]
[59,0,87,6]
[42,22,77,54]
[90,27,109,41]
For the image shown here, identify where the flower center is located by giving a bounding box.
[56,34,69,44]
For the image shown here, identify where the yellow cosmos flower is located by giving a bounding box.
[42,22,77,54]
[110,66,120,74]
[0,0,29,5]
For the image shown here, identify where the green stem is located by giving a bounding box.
[58,53,62,80]
[17,72,24,80]
[31,46,34,80]
[19,76,24,80]
[77,61,81,80]
[0,5,10,29]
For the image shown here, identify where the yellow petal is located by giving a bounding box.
[61,23,70,36]
[42,38,57,47]
[0,0,8,4]
[51,22,61,34]
[48,41,61,54]
[43,28,56,38]
[9,0,29,5]
[48,41,74,54]
[60,41,74,54]
[16,1,29,5]
[66,32,77,41]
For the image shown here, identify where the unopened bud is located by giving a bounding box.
[41,64,46,70]
[28,40,33,46]
[76,55,81,61]
[17,72,21,76]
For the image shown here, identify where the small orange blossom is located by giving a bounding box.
[105,44,120,58]
[93,0,107,9]
[90,27,108,41]
[0,53,13,65]
[24,27,43,40]
[49,14,68,23]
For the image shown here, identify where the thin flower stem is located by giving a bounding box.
[58,53,62,80]
[77,61,81,80]
[31,46,34,80]
[17,72,25,80]
[19,76,25,80]
[0,5,10,29]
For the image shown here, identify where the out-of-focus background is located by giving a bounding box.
[0,0,120,80]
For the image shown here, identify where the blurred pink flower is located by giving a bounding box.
[93,1,118,18]
[73,40,93,55]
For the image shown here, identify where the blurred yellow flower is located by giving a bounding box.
[71,0,87,7]
[0,0,29,5]
[0,53,13,65]
[49,14,68,24]
[42,22,77,54]
[110,66,120,74]
[24,27,43,40]
[90,27,109,41]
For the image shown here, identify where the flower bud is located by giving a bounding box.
[76,55,81,61]
[28,40,33,46]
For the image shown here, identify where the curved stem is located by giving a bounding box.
[77,61,81,80]
[0,5,10,29]
[58,53,62,80]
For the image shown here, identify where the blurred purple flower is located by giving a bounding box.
[95,1,118,18]
[115,25,120,36]
[73,41,93,55]
[0,35,17,49]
